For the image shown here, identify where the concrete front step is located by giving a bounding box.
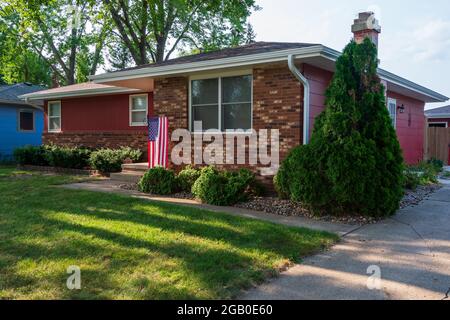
[121,163,148,172]
[110,171,144,183]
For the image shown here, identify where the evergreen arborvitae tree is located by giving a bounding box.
[281,38,404,217]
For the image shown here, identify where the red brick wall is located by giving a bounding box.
[152,64,303,188]
[43,131,148,157]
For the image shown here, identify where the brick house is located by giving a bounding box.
[21,12,448,185]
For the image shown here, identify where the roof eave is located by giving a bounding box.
[0,98,43,109]
[19,86,143,101]
[89,45,327,82]
[89,45,448,104]
[425,114,450,119]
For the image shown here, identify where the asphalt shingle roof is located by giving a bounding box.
[0,83,46,104]
[425,105,450,115]
[109,41,318,74]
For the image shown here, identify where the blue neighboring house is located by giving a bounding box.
[0,83,46,161]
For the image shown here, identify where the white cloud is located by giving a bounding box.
[383,18,450,63]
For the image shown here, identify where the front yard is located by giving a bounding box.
[0,167,336,299]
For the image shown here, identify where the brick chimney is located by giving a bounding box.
[351,12,381,48]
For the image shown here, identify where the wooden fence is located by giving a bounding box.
[426,127,450,165]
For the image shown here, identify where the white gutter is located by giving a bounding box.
[19,86,142,101]
[288,54,310,145]
[425,113,450,119]
[90,45,325,82]
[90,44,447,103]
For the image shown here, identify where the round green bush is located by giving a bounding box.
[277,39,404,218]
[138,167,178,195]
[89,147,142,173]
[44,145,91,169]
[192,166,257,206]
[177,165,201,192]
[13,145,48,166]
[89,149,124,173]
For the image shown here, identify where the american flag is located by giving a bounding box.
[147,116,169,168]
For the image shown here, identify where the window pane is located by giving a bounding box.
[20,111,34,131]
[132,111,147,124]
[222,75,252,103]
[49,117,61,131]
[192,79,218,105]
[388,101,396,127]
[132,96,147,111]
[49,103,60,117]
[193,105,219,131]
[222,103,251,130]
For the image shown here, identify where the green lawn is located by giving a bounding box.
[0,167,337,300]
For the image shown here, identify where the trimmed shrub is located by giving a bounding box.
[138,167,178,195]
[89,147,142,173]
[44,145,91,169]
[177,165,201,192]
[426,158,443,174]
[403,168,420,190]
[192,166,257,206]
[13,145,48,166]
[276,38,404,218]
[274,145,304,199]
[119,146,143,162]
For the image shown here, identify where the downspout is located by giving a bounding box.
[288,54,310,144]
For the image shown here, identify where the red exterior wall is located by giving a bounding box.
[43,93,153,156]
[303,64,333,136]
[302,64,425,165]
[42,63,427,172]
[428,118,450,127]
[43,93,153,132]
[388,91,425,165]
[152,64,303,188]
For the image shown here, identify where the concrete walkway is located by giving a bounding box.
[242,184,450,300]
[63,179,357,236]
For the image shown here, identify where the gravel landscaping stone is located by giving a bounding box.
[119,181,441,226]
[235,184,441,225]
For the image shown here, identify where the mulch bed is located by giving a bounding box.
[118,182,441,226]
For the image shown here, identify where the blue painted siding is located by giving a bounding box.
[0,104,43,160]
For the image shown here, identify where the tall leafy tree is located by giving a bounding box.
[6,0,108,85]
[103,0,259,65]
[276,38,404,218]
[0,3,51,85]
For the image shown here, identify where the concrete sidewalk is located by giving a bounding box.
[62,179,357,236]
[242,185,450,300]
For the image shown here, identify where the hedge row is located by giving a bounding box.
[138,165,261,206]
[13,145,142,173]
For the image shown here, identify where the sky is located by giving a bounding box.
[248,0,450,110]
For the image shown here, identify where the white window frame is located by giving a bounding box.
[18,109,35,132]
[48,101,61,133]
[189,70,253,134]
[129,94,148,126]
[387,98,397,130]
[428,122,448,128]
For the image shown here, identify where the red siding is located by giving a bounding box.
[388,91,425,165]
[44,92,153,133]
[428,118,450,127]
[303,64,333,136]
[302,63,425,165]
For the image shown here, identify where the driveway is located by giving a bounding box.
[242,183,450,300]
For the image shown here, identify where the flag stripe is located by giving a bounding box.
[147,116,169,169]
